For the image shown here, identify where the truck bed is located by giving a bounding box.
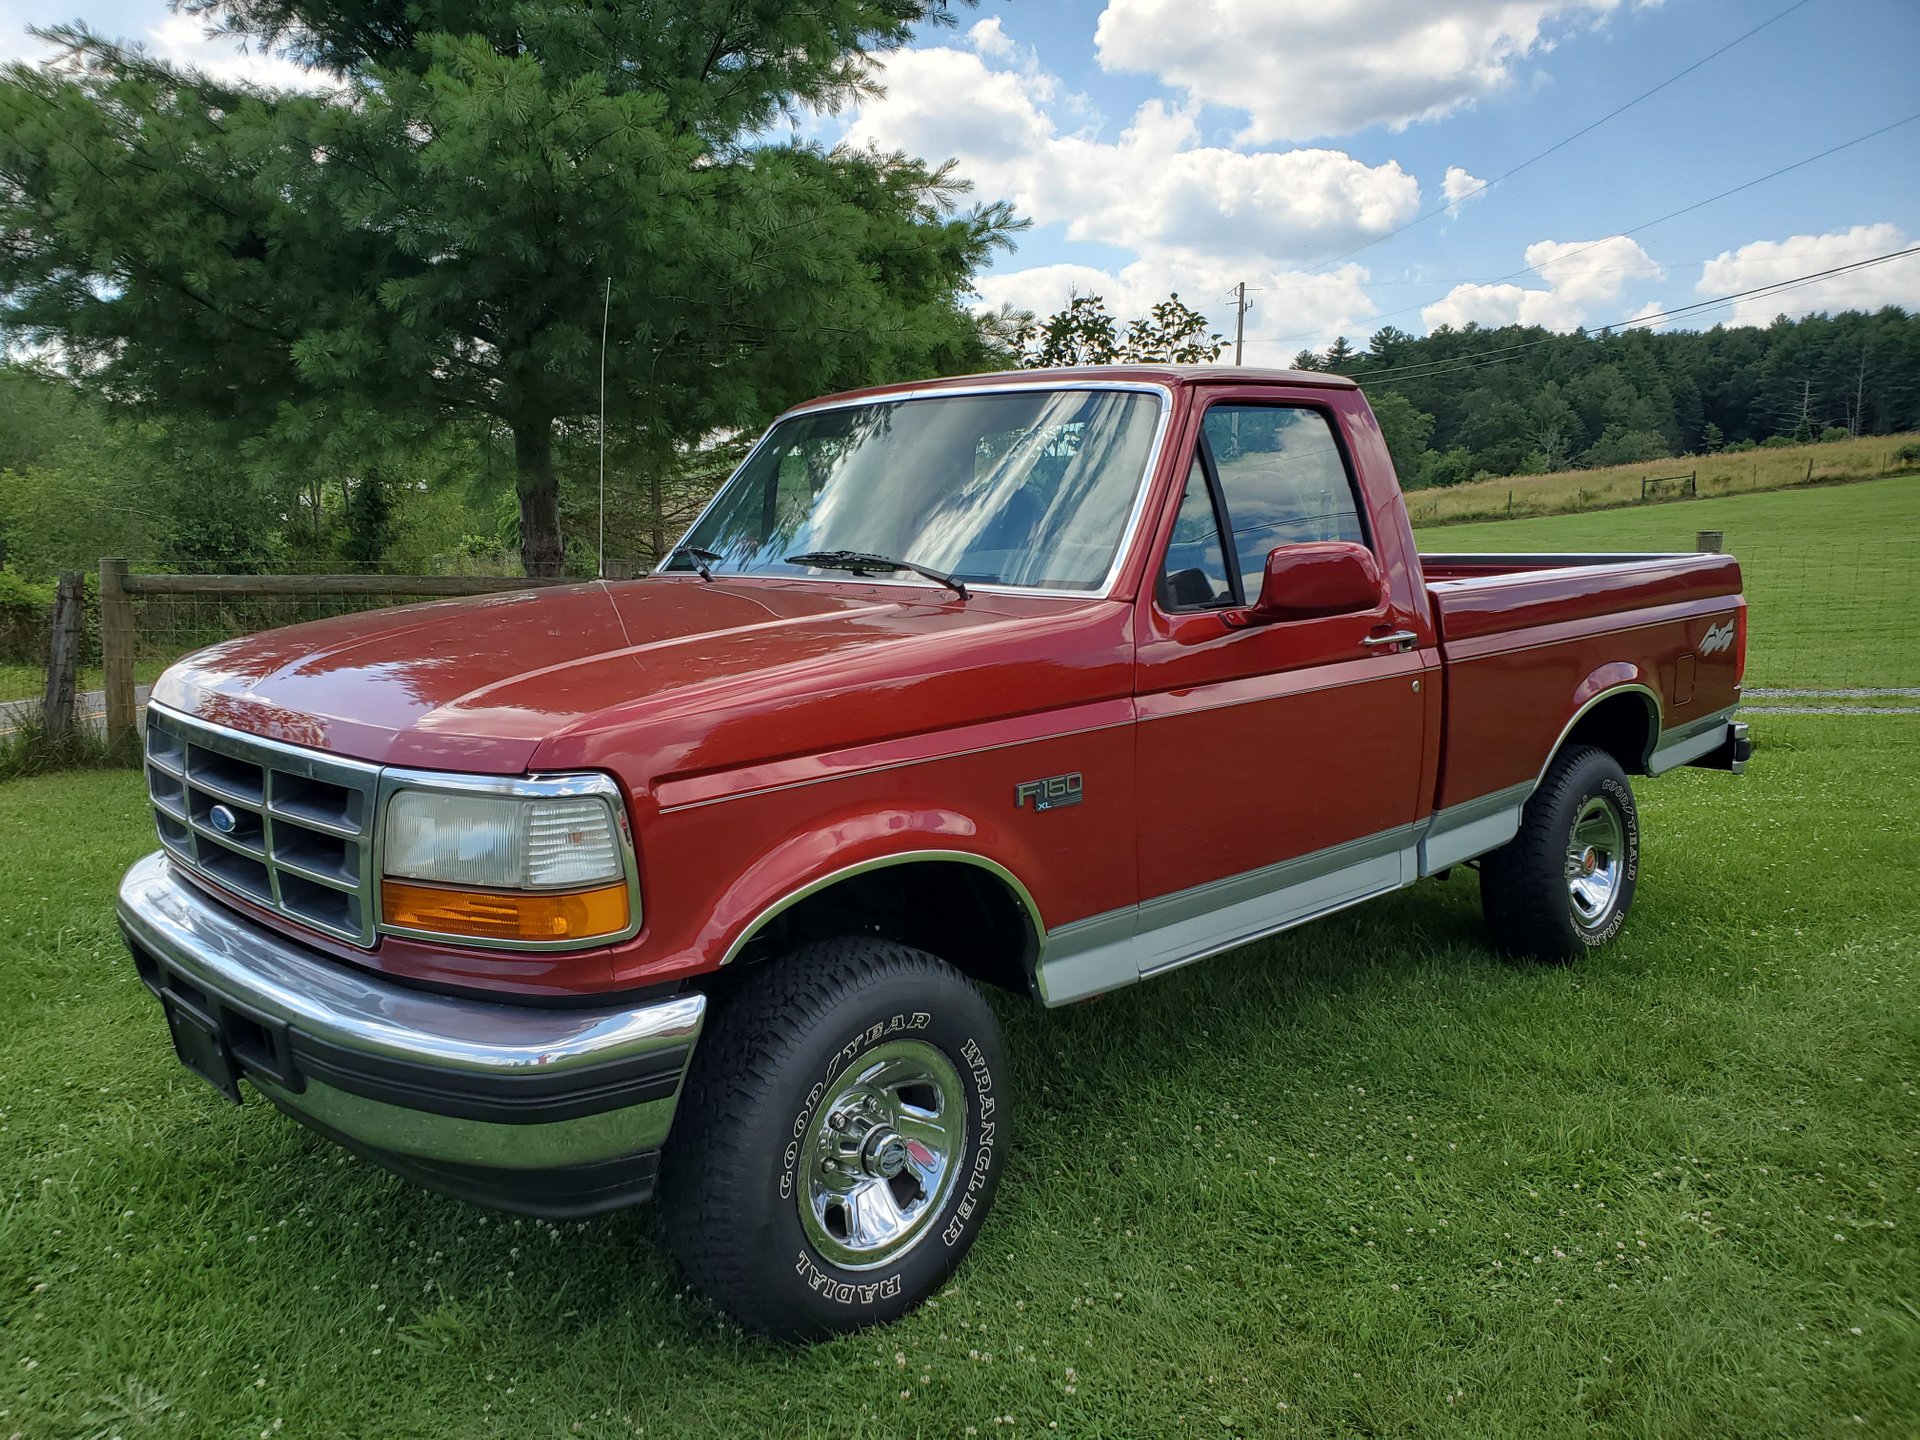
[1418,550,1746,853]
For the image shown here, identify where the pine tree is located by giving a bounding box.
[0,1,1017,574]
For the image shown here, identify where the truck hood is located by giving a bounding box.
[153,578,1128,775]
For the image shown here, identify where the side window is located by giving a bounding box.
[1158,457,1233,609]
[1201,405,1365,599]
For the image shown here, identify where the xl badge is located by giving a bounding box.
[1015,773,1083,812]
[1700,619,1735,655]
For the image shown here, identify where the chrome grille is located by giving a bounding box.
[144,706,380,944]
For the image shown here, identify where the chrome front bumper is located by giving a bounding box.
[117,851,706,1218]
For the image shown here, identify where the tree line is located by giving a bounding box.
[1294,307,1920,488]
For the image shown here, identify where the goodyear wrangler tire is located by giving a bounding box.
[658,938,1009,1340]
[1479,744,1641,961]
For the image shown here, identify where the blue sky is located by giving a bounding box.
[5,0,1917,360]
[832,0,1920,357]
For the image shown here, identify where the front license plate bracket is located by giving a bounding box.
[162,995,244,1105]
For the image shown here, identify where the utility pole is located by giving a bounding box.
[1853,346,1868,437]
[1233,281,1250,366]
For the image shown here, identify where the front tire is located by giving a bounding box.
[658,938,1009,1340]
[1480,744,1640,960]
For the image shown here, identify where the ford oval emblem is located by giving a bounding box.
[208,803,238,835]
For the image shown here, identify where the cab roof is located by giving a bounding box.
[794,364,1359,413]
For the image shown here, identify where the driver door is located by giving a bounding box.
[1131,397,1428,975]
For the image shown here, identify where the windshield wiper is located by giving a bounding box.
[785,550,970,600]
[667,544,721,582]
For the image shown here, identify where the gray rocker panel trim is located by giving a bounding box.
[1416,782,1534,876]
[1035,823,1418,1006]
[1031,697,1734,1006]
[1647,704,1740,774]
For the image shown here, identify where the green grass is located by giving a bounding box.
[1419,474,1920,691]
[3,715,1917,1437]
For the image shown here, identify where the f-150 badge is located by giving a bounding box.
[1700,619,1735,655]
[1015,773,1083,811]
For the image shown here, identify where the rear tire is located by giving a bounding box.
[658,938,1009,1340]
[1480,744,1640,960]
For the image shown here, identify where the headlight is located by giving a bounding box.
[377,780,636,948]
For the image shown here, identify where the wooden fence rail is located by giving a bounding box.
[97,560,569,743]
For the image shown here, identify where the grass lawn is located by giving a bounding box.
[3,712,1916,1437]
[1419,474,1920,693]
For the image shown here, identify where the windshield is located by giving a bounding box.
[664,387,1163,592]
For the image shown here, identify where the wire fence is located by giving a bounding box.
[1729,540,1919,698]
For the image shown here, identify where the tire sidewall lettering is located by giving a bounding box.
[943,1038,998,1249]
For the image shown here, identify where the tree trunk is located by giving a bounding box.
[514,418,564,577]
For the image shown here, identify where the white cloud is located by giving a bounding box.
[1422,236,1662,330]
[1095,0,1647,142]
[966,17,1018,61]
[0,7,325,89]
[145,14,327,89]
[1697,223,1920,326]
[843,46,1420,268]
[974,258,1379,361]
[1442,165,1486,215]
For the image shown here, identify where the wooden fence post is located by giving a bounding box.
[41,571,84,740]
[100,557,136,745]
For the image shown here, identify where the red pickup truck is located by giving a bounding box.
[118,365,1750,1337]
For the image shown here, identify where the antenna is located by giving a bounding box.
[597,276,611,580]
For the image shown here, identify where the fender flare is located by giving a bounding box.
[687,800,1049,971]
[1535,672,1664,791]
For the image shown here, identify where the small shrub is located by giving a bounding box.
[1818,427,1851,443]
[1894,442,1920,468]
[0,709,140,783]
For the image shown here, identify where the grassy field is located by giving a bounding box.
[1407,431,1918,527]
[1419,474,1920,694]
[4,482,1918,1437]
[4,718,1915,1437]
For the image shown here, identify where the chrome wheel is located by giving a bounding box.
[1565,795,1626,927]
[799,1039,967,1270]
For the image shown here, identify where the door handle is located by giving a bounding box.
[1360,630,1418,652]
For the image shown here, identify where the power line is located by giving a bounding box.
[1476,111,1920,290]
[1304,0,1816,276]
[1261,109,1920,352]
[1353,244,1920,385]
[1256,243,1903,294]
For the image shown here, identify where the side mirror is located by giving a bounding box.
[1245,542,1384,623]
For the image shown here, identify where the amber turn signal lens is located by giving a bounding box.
[381,878,631,943]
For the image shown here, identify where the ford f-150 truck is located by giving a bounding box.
[118,365,1751,1338]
